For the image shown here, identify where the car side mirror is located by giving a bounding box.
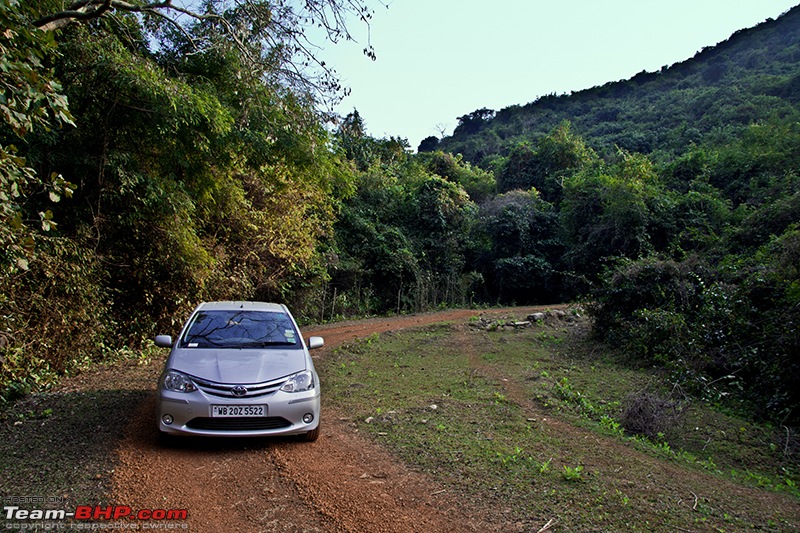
[155,335,173,348]
[307,336,324,350]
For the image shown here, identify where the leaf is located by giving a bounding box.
[48,191,60,202]
[39,210,56,231]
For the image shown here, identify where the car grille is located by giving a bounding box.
[186,416,292,431]
[191,376,287,399]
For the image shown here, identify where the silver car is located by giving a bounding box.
[154,301,323,441]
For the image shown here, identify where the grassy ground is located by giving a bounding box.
[0,356,163,516]
[318,313,800,532]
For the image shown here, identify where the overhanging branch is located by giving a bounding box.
[32,0,378,105]
[35,0,256,65]
[35,0,177,31]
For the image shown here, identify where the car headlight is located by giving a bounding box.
[163,370,197,393]
[280,370,315,393]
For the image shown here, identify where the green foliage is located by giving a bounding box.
[560,152,667,280]
[4,0,800,430]
[328,121,493,315]
[329,151,480,314]
[328,169,420,314]
[417,135,439,153]
[417,151,495,203]
[0,235,111,404]
[27,11,353,333]
[453,107,495,136]
[590,230,800,422]
[497,121,598,202]
[1,0,357,399]
[474,189,565,302]
[0,2,73,137]
[336,111,411,171]
[0,0,75,270]
[562,465,585,482]
[683,120,800,206]
[666,179,733,256]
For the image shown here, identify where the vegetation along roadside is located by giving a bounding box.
[1,8,800,530]
[3,2,799,432]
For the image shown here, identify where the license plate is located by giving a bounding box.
[211,405,267,417]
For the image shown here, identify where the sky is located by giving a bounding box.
[315,0,800,151]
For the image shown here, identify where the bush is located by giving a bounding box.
[619,389,686,440]
[591,241,800,423]
[589,256,711,351]
[0,235,112,405]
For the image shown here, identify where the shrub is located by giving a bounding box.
[591,238,800,423]
[619,389,685,440]
[0,235,112,405]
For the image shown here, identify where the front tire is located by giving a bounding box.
[158,430,178,447]
[302,423,320,442]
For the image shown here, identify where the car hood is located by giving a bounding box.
[168,347,307,384]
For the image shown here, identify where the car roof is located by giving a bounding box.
[194,301,288,313]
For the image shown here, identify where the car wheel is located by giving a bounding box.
[158,431,177,447]
[302,423,320,442]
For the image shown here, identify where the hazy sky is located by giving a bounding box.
[315,0,799,150]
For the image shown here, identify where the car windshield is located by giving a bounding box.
[180,310,299,348]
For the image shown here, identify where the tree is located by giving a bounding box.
[29,0,377,105]
[337,109,372,168]
[330,169,420,313]
[497,121,598,201]
[417,151,495,203]
[453,107,495,136]
[417,135,439,153]
[0,0,75,271]
[561,151,665,279]
[496,142,536,193]
[336,111,410,170]
[0,1,113,401]
[532,121,597,201]
[410,176,476,306]
[477,189,565,302]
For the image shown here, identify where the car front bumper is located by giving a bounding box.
[157,388,320,438]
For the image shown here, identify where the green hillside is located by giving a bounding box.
[434,5,800,166]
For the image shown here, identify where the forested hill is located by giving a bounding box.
[431,5,800,165]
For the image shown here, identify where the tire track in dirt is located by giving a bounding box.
[111,394,330,532]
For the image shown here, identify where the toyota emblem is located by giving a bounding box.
[231,385,248,397]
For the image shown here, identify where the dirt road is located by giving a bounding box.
[110,307,551,532]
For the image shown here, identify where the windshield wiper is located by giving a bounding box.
[236,340,297,348]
